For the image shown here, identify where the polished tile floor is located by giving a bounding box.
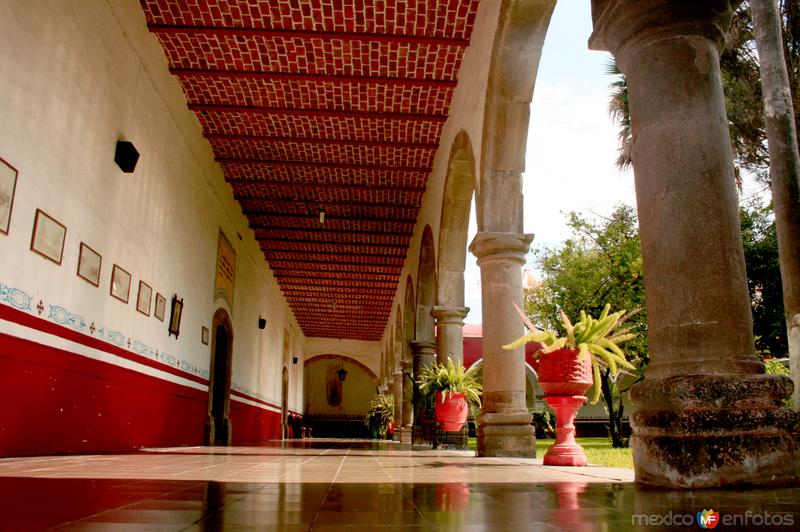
[0,439,797,531]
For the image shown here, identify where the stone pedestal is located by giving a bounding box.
[432,306,469,366]
[590,0,800,487]
[543,395,588,467]
[470,232,535,457]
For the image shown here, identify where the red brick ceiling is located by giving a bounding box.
[140,0,480,341]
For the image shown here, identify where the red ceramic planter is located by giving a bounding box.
[434,391,468,431]
[536,347,593,396]
[535,348,593,467]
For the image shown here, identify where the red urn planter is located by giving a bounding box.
[434,391,469,431]
[536,348,593,395]
[537,348,592,467]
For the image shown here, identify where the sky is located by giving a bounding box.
[462,2,636,323]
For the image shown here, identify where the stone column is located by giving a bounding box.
[392,370,402,441]
[399,359,413,443]
[411,340,437,380]
[469,232,535,457]
[590,0,798,487]
[432,306,469,366]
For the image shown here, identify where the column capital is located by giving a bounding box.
[431,306,470,326]
[399,359,412,371]
[469,232,533,266]
[589,0,736,63]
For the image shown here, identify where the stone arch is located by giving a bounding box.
[437,131,476,309]
[303,354,378,381]
[401,277,416,428]
[402,277,416,365]
[415,225,436,343]
[394,306,403,370]
[477,0,555,232]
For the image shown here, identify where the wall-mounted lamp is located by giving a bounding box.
[319,210,325,224]
[292,356,299,365]
[337,363,348,382]
[258,317,266,330]
[114,140,140,173]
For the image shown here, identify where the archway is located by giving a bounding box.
[400,277,416,436]
[302,355,378,437]
[281,366,289,438]
[434,131,476,365]
[281,330,290,438]
[207,308,234,446]
[415,225,436,344]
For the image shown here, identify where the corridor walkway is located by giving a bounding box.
[0,439,797,530]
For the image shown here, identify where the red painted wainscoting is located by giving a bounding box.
[0,331,208,457]
[0,305,284,456]
[229,394,282,445]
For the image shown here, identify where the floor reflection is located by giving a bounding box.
[0,439,797,530]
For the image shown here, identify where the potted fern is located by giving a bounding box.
[504,304,638,466]
[504,303,637,403]
[417,358,482,431]
[364,394,394,439]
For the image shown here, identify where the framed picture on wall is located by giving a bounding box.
[202,326,209,345]
[0,157,18,235]
[110,264,132,303]
[76,242,102,286]
[30,209,66,265]
[154,293,166,321]
[168,295,183,338]
[136,281,152,316]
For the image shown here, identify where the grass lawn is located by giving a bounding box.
[467,437,633,469]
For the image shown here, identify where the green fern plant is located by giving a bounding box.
[417,357,483,408]
[364,394,394,437]
[503,303,638,403]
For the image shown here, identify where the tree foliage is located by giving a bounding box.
[525,205,646,447]
[741,200,787,355]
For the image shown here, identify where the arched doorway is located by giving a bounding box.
[207,308,233,446]
[281,366,289,438]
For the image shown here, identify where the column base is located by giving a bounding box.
[477,412,535,457]
[399,427,413,444]
[630,375,800,488]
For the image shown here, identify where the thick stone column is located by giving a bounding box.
[411,340,437,380]
[590,0,798,487]
[431,306,469,365]
[399,359,413,443]
[469,232,535,457]
[392,370,402,441]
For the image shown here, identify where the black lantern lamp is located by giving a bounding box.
[337,363,348,382]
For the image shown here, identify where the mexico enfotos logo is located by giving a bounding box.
[631,509,794,528]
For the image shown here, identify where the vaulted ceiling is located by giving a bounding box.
[140,0,481,341]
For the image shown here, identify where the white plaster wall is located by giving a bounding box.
[0,0,303,413]
[304,338,382,375]
[303,359,377,417]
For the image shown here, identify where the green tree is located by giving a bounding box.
[525,204,646,448]
[741,200,787,356]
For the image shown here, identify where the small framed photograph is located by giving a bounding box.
[136,281,152,316]
[110,264,132,303]
[202,326,209,345]
[77,242,102,287]
[30,209,66,265]
[154,293,166,321]
[0,157,18,235]
[168,295,183,338]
